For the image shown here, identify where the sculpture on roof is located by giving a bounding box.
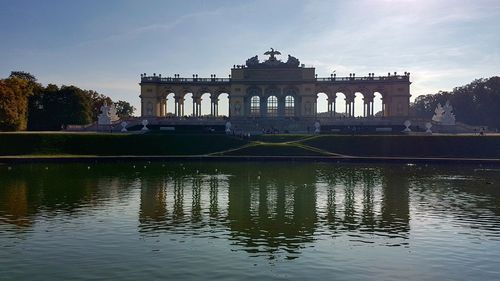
[245,55,259,67]
[286,55,300,67]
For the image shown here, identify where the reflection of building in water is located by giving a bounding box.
[139,177,168,228]
[380,169,410,233]
[227,168,317,258]
[137,164,411,258]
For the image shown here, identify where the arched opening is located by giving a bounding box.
[218,93,229,117]
[335,92,346,117]
[184,93,194,117]
[200,93,211,117]
[354,92,364,117]
[267,96,278,117]
[250,96,260,116]
[166,93,175,117]
[316,93,328,116]
[285,95,295,117]
[373,92,383,117]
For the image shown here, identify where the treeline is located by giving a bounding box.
[410,76,500,130]
[0,72,135,131]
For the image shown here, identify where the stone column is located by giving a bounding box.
[278,96,285,117]
[261,96,267,117]
[192,97,196,117]
[160,98,166,117]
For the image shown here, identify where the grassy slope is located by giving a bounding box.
[222,143,325,156]
[0,133,247,156]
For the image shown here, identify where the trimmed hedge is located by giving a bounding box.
[0,133,247,156]
[302,135,500,158]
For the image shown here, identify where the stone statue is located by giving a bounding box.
[245,55,259,67]
[141,119,149,131]
[441,101,456,125]
[264,48,281,61]
[98,102,111,125]
[286,55,300,67]
[425,122,433,134]
[314,121,321,134]
[109,103,119,122]
[432,103,444,122]
[225,121,232,134]
[403,120,411,132]
[98,102,119,125]
[432,101,456,125]
[120,121,128,132]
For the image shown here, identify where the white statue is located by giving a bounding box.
[98,102,119,125]
[425,122,432,134]
[141,119,149,131]
[98,102,112,125]
[403,120,411,132]
[109,103,119,122]
[225,121,232,134]
[432,103,444,122]
[314,121,321,134]
[441,101,456,125]
[121,121,128,132]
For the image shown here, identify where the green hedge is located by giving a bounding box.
[302,135,500,158]
[0,133,247,156]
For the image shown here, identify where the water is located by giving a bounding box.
[0,162,499,281]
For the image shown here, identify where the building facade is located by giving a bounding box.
[139,49,411,119]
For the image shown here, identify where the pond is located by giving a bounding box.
[1,162,499,281]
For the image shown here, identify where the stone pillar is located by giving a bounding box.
[278,96,285,117]
[192,98,196,117]
[160,98,166,117]
[261,96,267,117]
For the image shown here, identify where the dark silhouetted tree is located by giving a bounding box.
[411,77,500,129]
[115,100,136,118]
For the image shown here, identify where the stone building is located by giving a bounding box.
[139,49,411,121]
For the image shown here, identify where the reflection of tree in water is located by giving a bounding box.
[0,180,31,228]
[408,166,500,229]
[0,164,137,229]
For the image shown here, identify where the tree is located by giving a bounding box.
[115,100,136,118]
[9,71,37,83]
[410,77,500,130]
[27,84,92,130]
[0,77,34,131]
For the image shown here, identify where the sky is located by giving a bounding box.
[1,0,499,116]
